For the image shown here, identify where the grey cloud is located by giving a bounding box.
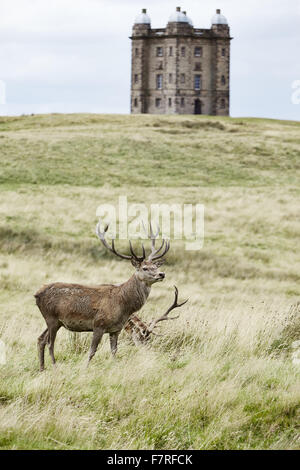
[0,0,299,119]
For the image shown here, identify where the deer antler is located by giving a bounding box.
[148,286,188,333]
[96,220,171,263]
[147,222,170,261]
[96,220,146,262]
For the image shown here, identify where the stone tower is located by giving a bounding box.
[130,7,232,115]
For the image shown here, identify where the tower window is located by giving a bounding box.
[181,47,186,57]
[194,47,202,57]
[169,46,173,56]
[221,98,226,109]
[194,62,202,71]
[181,97,185,107]
[155,98,161,107]
[169,73,173,84]
[168,98,172,107]
[222,48,226,57]
[134,74,138,84]
[156,47,163,57]
[135,48,139,57]
[134,98,138,107]
[156,74,163,89]
[180,73,185,84]
[158,61,163,70]
[221,75,226,85]
[194,75,201,90]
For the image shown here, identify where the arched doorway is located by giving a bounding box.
[194,99,202,115]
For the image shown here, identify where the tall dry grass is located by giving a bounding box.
[0,114,299,449]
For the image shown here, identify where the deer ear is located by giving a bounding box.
[155,259,165,267]
[131,258,141,268]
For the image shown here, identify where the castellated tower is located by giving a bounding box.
[130,7,232,115]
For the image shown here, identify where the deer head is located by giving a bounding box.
[95,221,170,285]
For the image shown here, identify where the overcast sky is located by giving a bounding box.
[0,0,299,119]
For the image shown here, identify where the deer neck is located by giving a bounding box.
[120,274,151,317]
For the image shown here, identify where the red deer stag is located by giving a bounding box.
[35,221,180,371]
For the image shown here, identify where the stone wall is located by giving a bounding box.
[130,21,231,116]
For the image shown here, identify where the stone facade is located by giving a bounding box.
[130,8,232,116]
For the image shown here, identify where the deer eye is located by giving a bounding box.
[142,267,148,271]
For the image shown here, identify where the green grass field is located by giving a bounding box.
[0,113,299,449]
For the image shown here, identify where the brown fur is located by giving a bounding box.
[124,314,151,344]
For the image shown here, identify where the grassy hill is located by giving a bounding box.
[0,114,299,449]
[1,114,300,188]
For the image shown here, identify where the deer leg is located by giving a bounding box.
[87,328,104,365]
[38,328,49,371]
[48,323,61,366]
[109,331,120,357]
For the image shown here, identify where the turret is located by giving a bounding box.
[211,9,230,36]
[131,9,151,113]
[132,8,151,37]
[182,11,193,27]
[166,7,193,35]
[211,9,230,116]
